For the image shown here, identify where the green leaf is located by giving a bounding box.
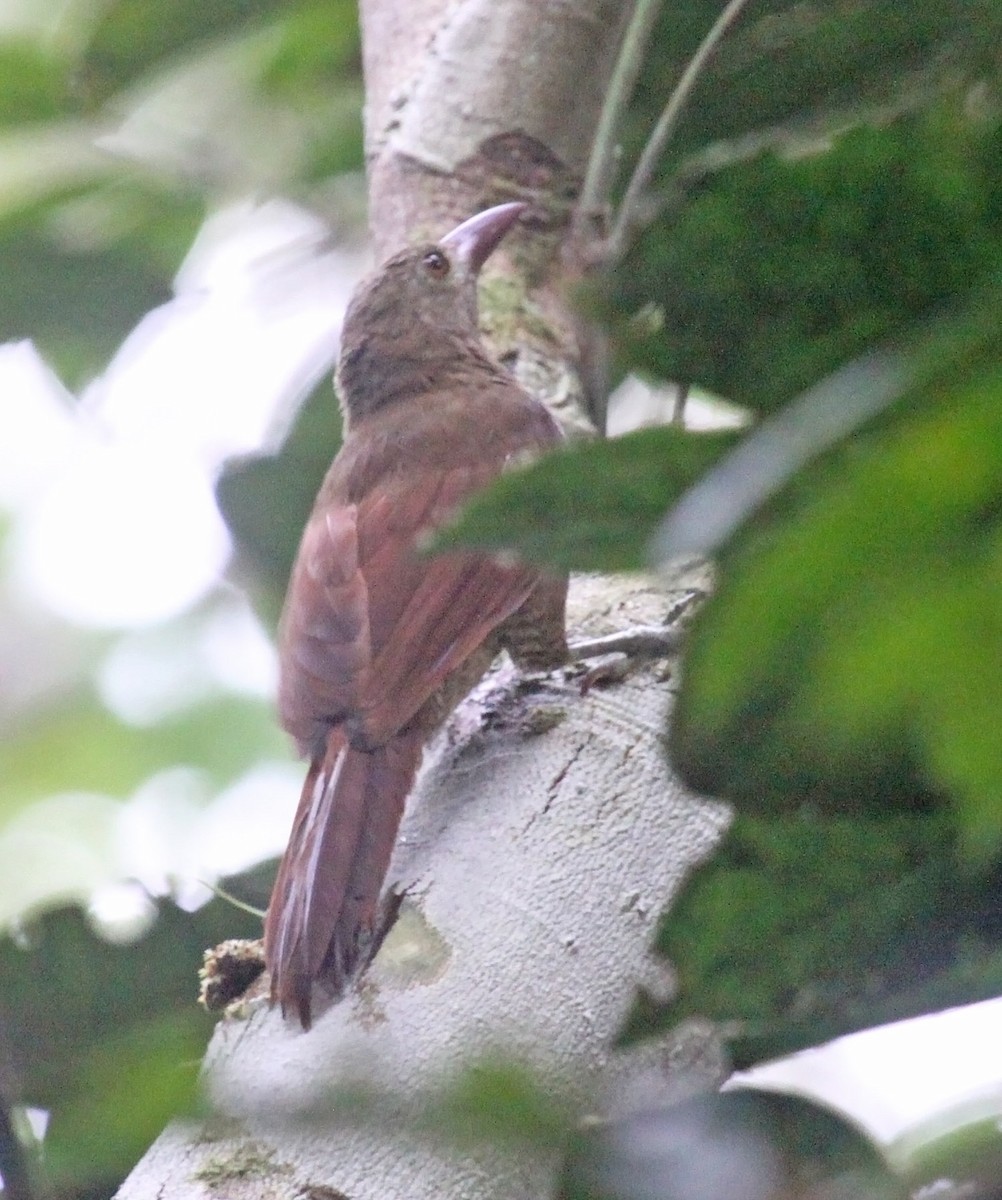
[626,0,1002,178]
[435,426,738,572]
[893,1096,1002,1194]
[0,162,206,382]
[668,289,1002,853]
[0,892,261,1193]
[646,813,1002,1068]
[0,39,71,125]
[434,1058,573,1153]
[599,102,1002,412]
[255,0,364,181]
[258,0,360,97]
[43,1012,208,1190]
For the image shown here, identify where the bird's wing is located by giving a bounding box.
[278,461,538,750]
[354,462,539,742]
[277,501,372,749]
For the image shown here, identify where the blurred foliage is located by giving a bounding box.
[641,813,1002,1068]
[626,0,1002,178]
[431,1058,575,1154]
[1,688,285,814]
[79,0,287,98]
[217,373,343,620]
[437,426,739,571]
[892,1096,1002,1197]
[0,38,71,124]
[0,889,262,1197]
[0,1,361,1194]
[76,0,361,106]
[392,1059,904,1199]
[0,217,181,386]
[0,0,362,386]
[559,1090,904,1200]
[600,105,1002,412]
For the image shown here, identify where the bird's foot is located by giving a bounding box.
[568,590,705,693]
[571,633,677,694]
[573,650,633,693]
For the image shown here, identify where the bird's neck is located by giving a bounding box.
[337,330,500,424]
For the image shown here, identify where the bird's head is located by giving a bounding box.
[337,202,526,422]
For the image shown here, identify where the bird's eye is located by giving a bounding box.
[421,249,450,278]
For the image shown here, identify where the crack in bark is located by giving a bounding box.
[522,736,588,835]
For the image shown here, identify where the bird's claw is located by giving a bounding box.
[576,651,632,694]
[568,592,706,693]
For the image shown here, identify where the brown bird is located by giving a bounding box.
[264,202,569,1027]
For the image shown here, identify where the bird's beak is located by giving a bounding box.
[439,202,527,275]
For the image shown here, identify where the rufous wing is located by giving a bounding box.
[278,460,540,749]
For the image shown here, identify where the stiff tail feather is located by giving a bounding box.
[264,731,423,1027]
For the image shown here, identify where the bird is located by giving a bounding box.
[263,202,570,1027]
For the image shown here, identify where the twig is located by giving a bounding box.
[577,0,666,233]
[671,381,690,426]
[569,624,687,661]
[607,0,755,261]
[0,1096,35,1200]
[198,879,266,920]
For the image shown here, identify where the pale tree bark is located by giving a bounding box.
[362,0,629,435]
[116,4,729,1197]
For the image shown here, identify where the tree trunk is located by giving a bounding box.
[118,577,726,1200]
[116,4,729,1196]
[361,0,628,435]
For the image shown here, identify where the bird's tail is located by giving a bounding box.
[264,731,423,1027]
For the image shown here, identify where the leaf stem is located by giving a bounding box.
[198,879,266,919]
[577,0,665,231]
[608,0,755,261]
